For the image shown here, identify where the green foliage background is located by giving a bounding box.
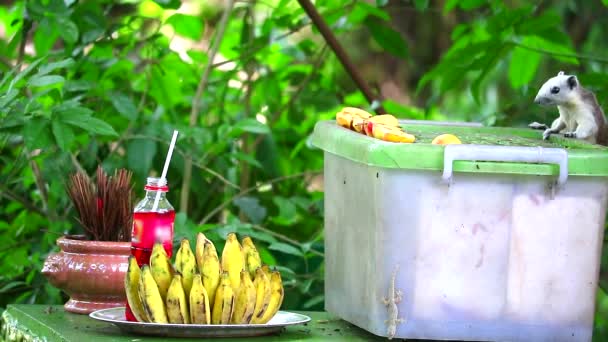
[2,0,608,339]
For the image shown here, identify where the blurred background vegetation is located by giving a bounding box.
[2,0,608,339]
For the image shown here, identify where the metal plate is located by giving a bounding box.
[89,307,311,338]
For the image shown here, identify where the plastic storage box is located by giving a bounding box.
[311,120,608,342]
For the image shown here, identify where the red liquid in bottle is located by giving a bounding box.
[131,211,175,264]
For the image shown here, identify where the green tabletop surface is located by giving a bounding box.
[0,305,394,342]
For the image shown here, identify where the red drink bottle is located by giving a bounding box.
[125,177,175,321]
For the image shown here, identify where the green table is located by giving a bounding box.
[0,305,391,342]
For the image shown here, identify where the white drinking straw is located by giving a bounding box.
[152,130,179,212]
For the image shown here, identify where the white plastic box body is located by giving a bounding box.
[323,151,608,342]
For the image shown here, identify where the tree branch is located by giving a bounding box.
[199,170,321,225]
[181,0,236,214]
[251,224,324,257]
[296,0,385,114]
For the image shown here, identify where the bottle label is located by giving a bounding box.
[131,211,175,250]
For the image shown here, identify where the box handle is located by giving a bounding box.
[442,144,568,186]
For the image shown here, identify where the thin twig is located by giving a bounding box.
[181,0,237,214]
[239,3,257,221]
[199,170,321,225]
[0,185,46,217]
[123,134,240,190]
[511,41,608,64]
[28,152,50,214]
[251,224,324,257]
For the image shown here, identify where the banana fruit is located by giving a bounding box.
[335,107,416,143]
[166,273,190,324]
[125,256,149,322]
[251,266,271,323]
[211,271,235,324]
[124,232,284,325]
[175,238,197,298]
[190,274,211,324]
[231,270,256,324]
[221,233,245,289]
[242,236,262,280]
[255,270,284,324]
[139,265,168,323]
[150,242,173,301]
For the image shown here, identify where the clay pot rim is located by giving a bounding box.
[57,235,131,255]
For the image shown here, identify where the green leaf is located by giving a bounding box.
[153,0,181,9]
[376,0,388,6]
[61,116,118,136]
[51,120,75,151]
[232,152,262,169]
[460,0,486,10]
[414,0,429,11]
[23,117,53,150]
[232,119,270,135]
[302,294,324,309]
[603,0,608,6]
[28,75,65,87]
[56,17,79,44]
[366,20,409,59]
[382,100,424,120]
[127,138,157,181]
[56,106,94,120]
[33,19,59,56]
[272,196,298,226]
[471,45,508,104]
[166,13,204,40]
[268,242,303,257]
[109,93,138,120]
[349,2,390,23]
[519,35,579,65]
[38,58,75,76]
[0,89,19,109]
[508,45,542,89]
[234,196,267,224]
[444,0,459,12]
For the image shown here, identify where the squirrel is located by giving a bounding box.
[528,71,608,146]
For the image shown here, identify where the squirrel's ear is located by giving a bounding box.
[558,71,565,76]
[567,76,578,89]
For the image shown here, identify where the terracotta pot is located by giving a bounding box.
[41,235,131,314]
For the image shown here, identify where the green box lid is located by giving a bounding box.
[311,120,608,178]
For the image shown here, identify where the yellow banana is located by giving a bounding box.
[202,239,221,310]
[150,242,173,301]
[252,269,283,324]
[241,236,262,280]
[231,270,257,324]
[138,265,168,323]
[211,272,235,324]
[124,256,149,322]
[189,274,211,324]
[166,273,190,324]
[251,267,271,324]
[175,238,197,299]
[221,233,245,289]
[195,232,206,273]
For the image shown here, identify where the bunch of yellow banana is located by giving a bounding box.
[335,107,416,143]
[124,232,284,326]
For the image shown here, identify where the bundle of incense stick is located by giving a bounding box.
[66,166,134,241]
